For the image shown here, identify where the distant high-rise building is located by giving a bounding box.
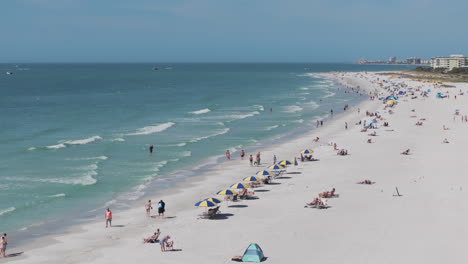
[389,57,397,64]
[406,57,421,64]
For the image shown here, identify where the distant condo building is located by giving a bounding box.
[357,56,424,65]
[406,57,421,64]
[431,54,468,71]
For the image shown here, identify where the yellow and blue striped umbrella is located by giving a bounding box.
[268,164,285,170]
[256,170,273,176]
[230,183,249,189]
[194,200,218,207]
[204,197,223,204]
[216,189,238,195]
[278,160,293,166]
[243,176,262,182]
[300,149,314,154]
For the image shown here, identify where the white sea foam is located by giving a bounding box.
[305,101,320,110]
[46,143,66,149]
[127,122,175,136]
[190,128,230,143]
[0,207,15,216]
[72,156,108,161]
[216,122,225,126]
[62,136,102,145]
[283,105,303,113]
[265,125,279,131]
[48,193,66,198]
[293,119,304,123]
[178,151,192,157]
[228,111,260,121]
[7,172,98,186]
[190,108,211,115]
[75,164,98,171]
[323,91,336,98]
[112,138,125,142]
[150,161,168,173]
[28,147,36,151]
[45,136,102,150]
[253,105,264,111]
[299,87,310,90]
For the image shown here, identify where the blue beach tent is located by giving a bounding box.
[242,243,265,262]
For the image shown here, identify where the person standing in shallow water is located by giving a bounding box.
[225,150,230,160]
[149,145,154,154]
[240,150,245,160]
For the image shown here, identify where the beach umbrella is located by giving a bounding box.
[268,164,285,170]
[194,200,218,207]
[300,149,314,154]
[243,176,262,182]
[216,189,238,195]
[278,160,293,166]
[386,100,394,106]
[230,183,249,189]
[256,170,273,177]
[204,197,222,204]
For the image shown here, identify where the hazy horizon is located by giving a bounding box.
[2,0,467,63]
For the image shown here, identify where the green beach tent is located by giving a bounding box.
[242,243,265,262]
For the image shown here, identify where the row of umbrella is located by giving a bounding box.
[194,150,314,208]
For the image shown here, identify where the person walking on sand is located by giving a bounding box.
[240,150,245,160]
[149,144,154,154]
[225,150,231,160]
[158,200,165,217]
[0,235,5,258]
[256,152,261,166]
[345,122,348,130]
[249,155,253,166]
[105,208,112,228]
[145,200,153,217]
[273,155,277,164]
[1,234,6,258]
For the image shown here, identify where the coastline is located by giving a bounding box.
[7,70,468,263]
[3,72,372,262]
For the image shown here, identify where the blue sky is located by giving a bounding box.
[1,0,467,62]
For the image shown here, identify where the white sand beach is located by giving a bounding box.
[5,71,468,264]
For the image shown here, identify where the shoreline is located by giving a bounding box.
[3,72,371,261]
[8,69,467,263]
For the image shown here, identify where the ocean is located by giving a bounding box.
[0,63,415,238]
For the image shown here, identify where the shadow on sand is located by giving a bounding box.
[6,252,24,258]
[228,204,248,208]
[211,213,234,220]
[254,189,270,192]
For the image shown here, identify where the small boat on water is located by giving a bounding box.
[6,71,13,75]
[152,67,159,71]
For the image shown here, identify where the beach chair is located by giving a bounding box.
[165,241,174,251]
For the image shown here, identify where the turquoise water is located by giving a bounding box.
[0,63,415,236]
